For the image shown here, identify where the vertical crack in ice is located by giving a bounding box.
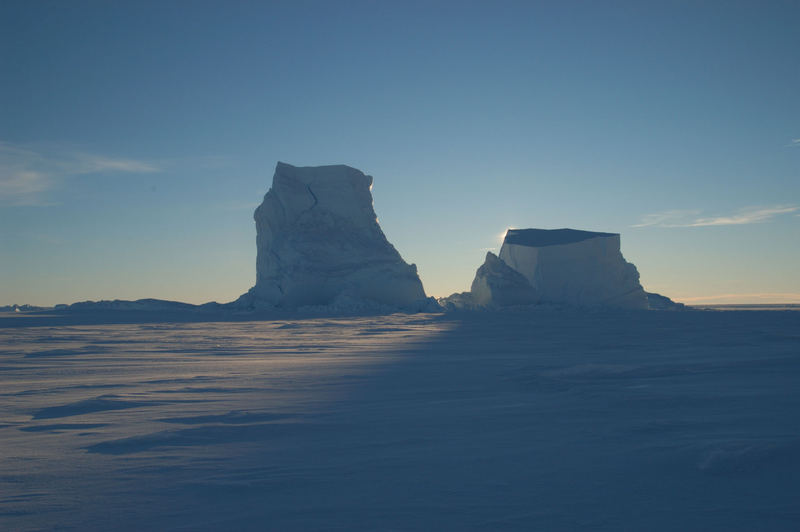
[306,184,318,210]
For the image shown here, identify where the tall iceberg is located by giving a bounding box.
[235,162,428,309]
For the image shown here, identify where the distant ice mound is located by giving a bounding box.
[443,228,650,310]
[646,291,686,310]
[235,162,430,310]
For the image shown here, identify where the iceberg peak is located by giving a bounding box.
[235,162,429,310]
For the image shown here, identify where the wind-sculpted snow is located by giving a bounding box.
[1,309,799,530]
[32,396,165,420]
[236,162,431,310]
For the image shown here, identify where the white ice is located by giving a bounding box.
[235,162,429,310]
[498,228,649,309]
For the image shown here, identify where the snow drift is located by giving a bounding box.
[235,162,430,310]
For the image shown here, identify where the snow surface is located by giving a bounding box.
[2,309,799,531]
[498,228,648,309]
[236,162,429,310]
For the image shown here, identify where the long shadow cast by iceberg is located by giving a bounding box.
[67,309,800,531]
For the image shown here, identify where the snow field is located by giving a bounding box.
[1,309,799,530]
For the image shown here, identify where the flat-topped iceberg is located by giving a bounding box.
[443,228,654,310]
[235,162,431,310]
[499,228,649,309]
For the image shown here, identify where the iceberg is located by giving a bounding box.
[235,162,430,310]
[471,251,540,307]
[443,228,651,310]
[441,252,538,309]
[498,228,649,309]
[646,291,686,310]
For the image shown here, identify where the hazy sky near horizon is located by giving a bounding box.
[1,1,798,306]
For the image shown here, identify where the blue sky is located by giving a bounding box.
[1,1,798,305]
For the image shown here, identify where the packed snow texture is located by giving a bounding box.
[235,162,428,310]
[497,228,649,309]
[1,309,799,530]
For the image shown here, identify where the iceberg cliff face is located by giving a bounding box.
[442,228,650,310]
[498,228,648,309]
[470,252,539,307]
[236,162,428,309]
